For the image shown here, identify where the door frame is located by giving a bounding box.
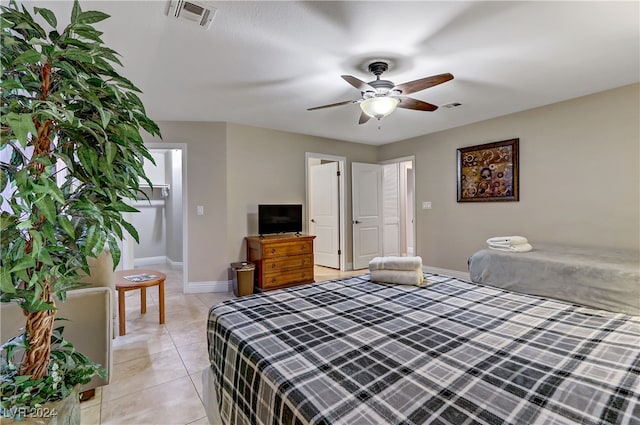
[379,155,416,256]
[305,152,346,271]
[123,142,189,293]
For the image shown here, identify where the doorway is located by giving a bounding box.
[119,143,188,292]
[305,153,346,271]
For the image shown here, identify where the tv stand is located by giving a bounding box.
[245,234,315,291]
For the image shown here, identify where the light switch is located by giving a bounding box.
[197,205,204,215]
[422,201,432,210]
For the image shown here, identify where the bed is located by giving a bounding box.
[468,244,640,316]
[205,273,640,425]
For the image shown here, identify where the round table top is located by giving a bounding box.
[114,269,167,288]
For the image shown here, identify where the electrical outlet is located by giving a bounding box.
[197,205,204,215]
[422,201,432,210]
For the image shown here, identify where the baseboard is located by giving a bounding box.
[134,256,167,267]
[166,257,184,270]
[185,280,232,294]
[422,265,470,281]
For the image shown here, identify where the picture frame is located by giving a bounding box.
[457,138,519,202]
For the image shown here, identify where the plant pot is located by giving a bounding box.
[3,387,80,425]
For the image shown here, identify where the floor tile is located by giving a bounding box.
[100,376,205,425]
[80,403,101,425]
[112,327,175,364]
[101,347,187,402]
[177,341,210,375]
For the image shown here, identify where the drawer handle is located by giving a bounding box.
[271,277,276,283]
[271,248,276,254]
[271,263,276,268]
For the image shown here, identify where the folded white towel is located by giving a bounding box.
[370,269,425,286]
[486,236,529,246]
[368,256,423,272]
[489,243,533,253]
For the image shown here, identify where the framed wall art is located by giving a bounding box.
[457,138,519,202]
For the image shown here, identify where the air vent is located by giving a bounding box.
[166,0,216,30]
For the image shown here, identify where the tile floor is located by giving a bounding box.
[80,264,365,425]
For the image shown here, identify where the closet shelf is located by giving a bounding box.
[139,183,170,190]
[131,200,165,208]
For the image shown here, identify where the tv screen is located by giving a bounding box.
[258,204,302,235]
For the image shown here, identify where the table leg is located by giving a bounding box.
[140,287,147,314]
[158,279,165,325]
[118,288,126,336]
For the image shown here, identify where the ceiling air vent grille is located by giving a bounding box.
[166,0,216,30]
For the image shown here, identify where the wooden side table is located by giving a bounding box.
[114,269,166,336]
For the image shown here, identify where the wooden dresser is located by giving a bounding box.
[245,234,315,291]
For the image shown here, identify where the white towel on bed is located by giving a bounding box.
[370,269,425,286]
[489,243,533,253]
[368,256,423,272]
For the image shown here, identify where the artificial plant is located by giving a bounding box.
[0,0,160,417]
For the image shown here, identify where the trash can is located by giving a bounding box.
[231,262,255,297]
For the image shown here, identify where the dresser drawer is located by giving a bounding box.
[262,240,313,258]
[262,267,314,289]
[263,255,313,274]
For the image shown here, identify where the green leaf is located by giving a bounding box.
[4,113,37,147]
[71,0,82,23]
[9,255,36,273]
[121,221,139,243]
[0,266,16,294]
[0,168,7,192]
[63,49,94,63]
[1,79,25,90]
[99,108,112,128]
[58,216,75,238]
[111,201,138,213]
[77,10,109,24]
[34,7,57,28]
[35,194,57,224]
[12,49,41,65]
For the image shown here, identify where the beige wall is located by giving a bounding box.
[378,83,640,271]
[226,123,378,267]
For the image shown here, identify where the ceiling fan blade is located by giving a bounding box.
[307,99,361,111]
[397,97,439,111]
[358,112,371,125]
[393,73,454,95]
[342,75,375,92]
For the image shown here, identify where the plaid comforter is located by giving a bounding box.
[207,274,640,425]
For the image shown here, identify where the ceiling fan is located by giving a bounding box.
[307,61,454,124]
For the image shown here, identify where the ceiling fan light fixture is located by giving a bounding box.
[360,96,399,119]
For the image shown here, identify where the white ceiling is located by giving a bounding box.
[30,1,640,145]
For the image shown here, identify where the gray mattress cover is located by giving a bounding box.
[468,244,640,316]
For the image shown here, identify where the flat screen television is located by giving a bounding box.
[258,204,302,235]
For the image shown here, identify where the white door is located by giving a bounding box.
[382,163,401,256]
[309,162,340,268]
[352,162,383,270]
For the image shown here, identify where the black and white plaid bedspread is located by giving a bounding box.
[207,274,640,425]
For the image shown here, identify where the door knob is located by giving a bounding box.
[310,219,316,223]
[353,220,361,224]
